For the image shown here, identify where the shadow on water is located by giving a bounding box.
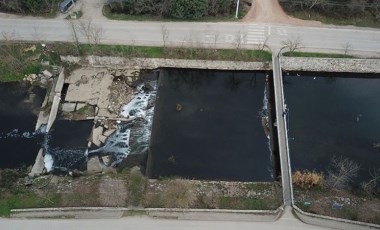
[148,69,274,182]
[283,72,380,185]
[0,82,46,168]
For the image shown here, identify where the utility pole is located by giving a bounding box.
[235,0,240,19]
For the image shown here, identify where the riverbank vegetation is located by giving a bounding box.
[0,41,271,82]
[292,156,380,225]
[0,168,282,217]
[280,0,380,28]
[283,51,354,59]
[104,0,245,21]
[0,0,58,17]
[0,42,60,82]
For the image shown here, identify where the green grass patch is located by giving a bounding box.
[0,43,61,82]
[283,51,354,59]
[218,197,269,210]
[77,44,271,62]
[128,173,147,206]
[0,192,61,217]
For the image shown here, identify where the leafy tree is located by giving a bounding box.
[172,0,207,19]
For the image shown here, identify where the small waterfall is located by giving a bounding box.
[88,81,157,166]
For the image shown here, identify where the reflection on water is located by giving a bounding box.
[284,72,380,183]
[149,69,273,182]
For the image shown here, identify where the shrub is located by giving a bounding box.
[0,169,20,189]
[292,170,324,189]
[325,156,359,190]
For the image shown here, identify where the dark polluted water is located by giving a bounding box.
[283,72,380,184]
[148,69,273,182]
[0,82,46,168]
[44,119,93,173]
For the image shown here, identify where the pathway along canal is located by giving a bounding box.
[283,72,380,185]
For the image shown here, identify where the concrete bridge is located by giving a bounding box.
[272,52,293,206]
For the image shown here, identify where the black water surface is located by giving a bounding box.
[45,119,93,172]
[284,72,380,183]
[148,69,272,182]
[0,82,46,168]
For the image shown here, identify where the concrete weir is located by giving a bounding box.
[29,67,64,177]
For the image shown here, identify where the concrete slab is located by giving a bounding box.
[62,103,76,112]
[87,157,102,174]
[76,103,87,111]
[92,126,103,147]
[29,149,45,177]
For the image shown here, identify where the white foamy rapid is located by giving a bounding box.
[88,128,131,166]
[44,153,54,172]
[0,129,43,139]
[120,82,157,119]
[88,81,157,166]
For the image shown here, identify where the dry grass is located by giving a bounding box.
[292,170,324,189]
[144,179,196,208]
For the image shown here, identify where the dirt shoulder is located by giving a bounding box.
[294,187,380,225]
[242,0,321,27]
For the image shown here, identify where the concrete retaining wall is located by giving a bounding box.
[293,206,380,230]
[61,56,380,74]
[11,206,284,221]
[281,57,380,73]
[61,56,271,71]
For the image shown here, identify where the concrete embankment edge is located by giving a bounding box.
[11,206,284,221]
[61,56,380,73]
[293,205,380,230]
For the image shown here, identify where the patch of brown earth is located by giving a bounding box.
[242,0,322,27]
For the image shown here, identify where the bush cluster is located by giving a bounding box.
[281,0,380,19]
[0,0,55,15]
[107,0,236,19]
[292,170,324,189]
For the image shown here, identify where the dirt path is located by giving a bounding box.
[243,0,322,27]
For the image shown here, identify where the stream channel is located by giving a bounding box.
[284,72,380,185]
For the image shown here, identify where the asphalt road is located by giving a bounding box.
[1,17,380,55]
[0,215,331,230]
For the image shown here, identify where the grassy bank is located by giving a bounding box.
[283,51,354,59]
[0,42,270,82]
[0,171,282,217]
[0,43,60,82]
[76,44,272,62]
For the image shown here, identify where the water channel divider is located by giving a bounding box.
[46,67,64,132]
[10,206,284,221]
[29,67,64,177]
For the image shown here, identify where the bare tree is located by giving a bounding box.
[69,21,81,55]
[0,31,23,68]
[361,168,380,195]
[257,36,269,51]
[342,42,352,56]
[281,36,303,53]
[234,30,247,50]
[325,156,360,190]
[213,31,219,50]
[161,25,169,48]
[77,19,103,45]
